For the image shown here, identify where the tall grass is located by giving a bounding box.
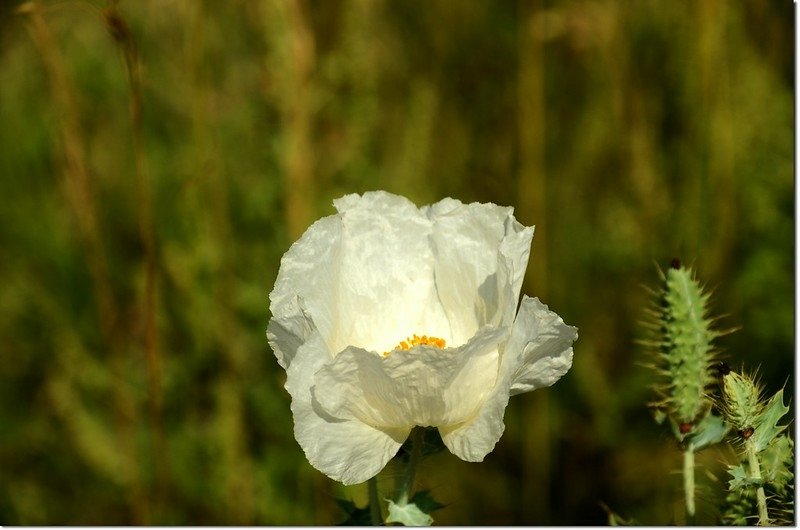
[0,0,792,524]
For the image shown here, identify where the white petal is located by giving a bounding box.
[269,191,453,355]
[439,398,508,462]
[267,192,572,482]
[508,297,577,395]
[440,296,576,461]
[333,192,451,352]
[333,190,420,216]
[498,218,535,318]
[284,328,408,485]
[313,327,507,429]
[426,199,534,345]
[268,215,342,361]
[267,297,314,370]
[292,397,408,485]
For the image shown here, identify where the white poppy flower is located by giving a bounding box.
[268,191,577,485]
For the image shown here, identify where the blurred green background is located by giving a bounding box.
[0,0,792,525]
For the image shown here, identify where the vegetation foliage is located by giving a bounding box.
[0,0,792,524]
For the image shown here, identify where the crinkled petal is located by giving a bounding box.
[283,328,408,485]
[334,190,419,216]
[333,191,452,353]
[267,192,574,482]
[440,296,576,461]
[269,193,533,357]
[292,397,408,485]
[313,327,507,429]
[268,216,342,364]
[267,297,314,370]
[509,297,577,395]
[498,219,535,322]
[426,199,534,344]
[270,192,454,356]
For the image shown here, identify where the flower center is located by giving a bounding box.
[383,334,446,357]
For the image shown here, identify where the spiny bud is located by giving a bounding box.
[648,265,719,425]
[721,371,763,434]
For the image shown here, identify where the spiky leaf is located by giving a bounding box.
[723,436,795,525]
[761,434,793,495]
[685,413,729,451]
[728,463,762,492]
[721,383,794,526]
[751,389,790,452]
[723,484,758,526]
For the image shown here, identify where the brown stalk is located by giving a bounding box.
[19,1,148,522]
[516,0,551,521]
[282,0,316,240]
[19,1,116,335]
[103,1,167,519]
[184,3,256,521]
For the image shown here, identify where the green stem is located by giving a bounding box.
[683,443,696,525]
[397,428,423,505]
[745,438,769,525]
[367,476,382,525]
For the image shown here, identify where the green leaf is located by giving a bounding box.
[722,484,759,526]
[600,502,636,526]
[384,491,444,526]
[761,434,793,492]
[728,463,762,492]
[608,512,636,526]
[751,389,790,452]
[335,498,372,526]
[386,500,433,526]
[727,463,747,491]
[418,428,447,457]
[396,427,446,462]
[408,490,445,513]
[666,417,680,440]
[685,413,729,451]
[651,406,667,425]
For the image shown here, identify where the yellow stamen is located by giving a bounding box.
[383,334,446,356]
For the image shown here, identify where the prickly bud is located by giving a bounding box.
[647,265,719,426]
[720,371,763,436]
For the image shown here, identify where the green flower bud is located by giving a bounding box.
[721,371,763,435]
[646,265,719,426]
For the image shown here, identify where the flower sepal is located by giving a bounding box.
[395,427,446,463]
[385,491,444,527]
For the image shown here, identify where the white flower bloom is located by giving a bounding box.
[268,191,577,485]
